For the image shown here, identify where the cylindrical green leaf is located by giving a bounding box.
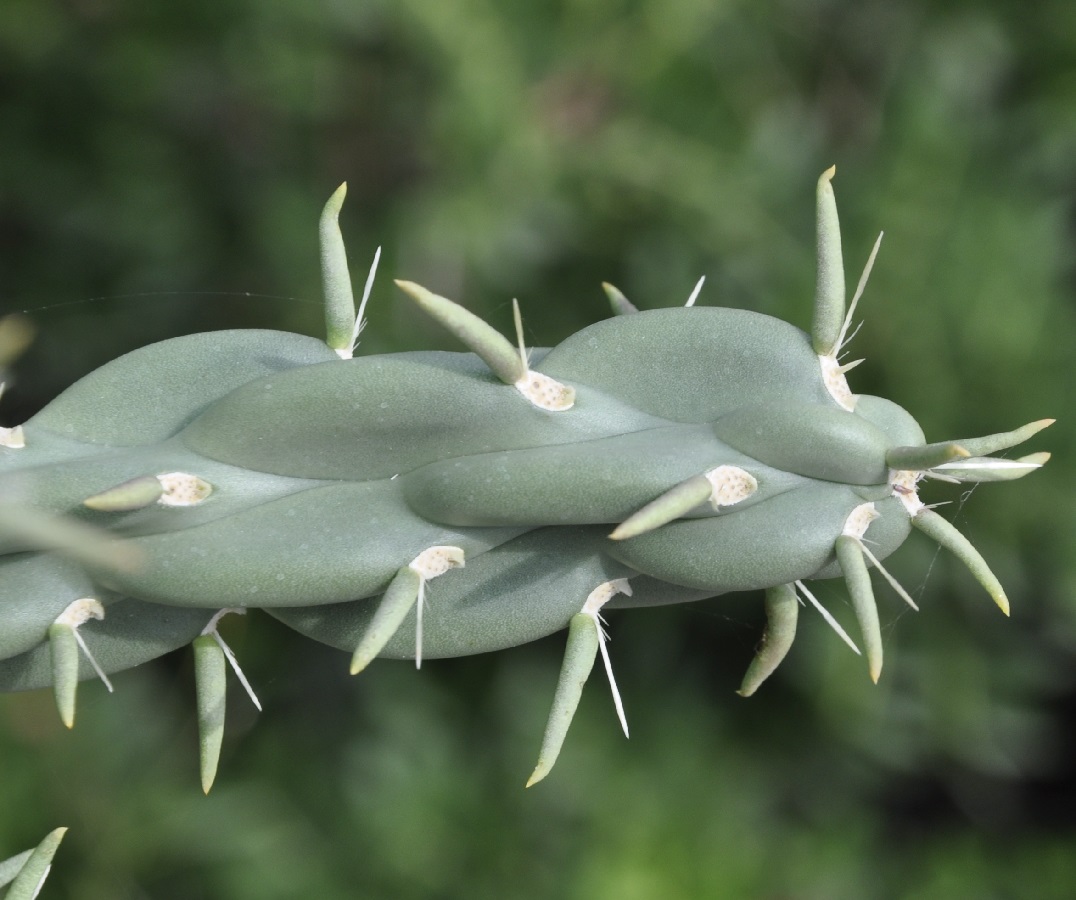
[194,633,227,794]
[885,441,969,471]
[912,508,1009,615]
[395,280,526,384]
[350,567,423,674]
[48,623,79,728]
[836,536,882,683]
[320,183,355,353]
[527,612,599,787]
[812,166,845,356]
[83,475,164,511]
[738,582,799,697]
[5,827,67,900]
[610,474,713,540]
[601,282,638,316]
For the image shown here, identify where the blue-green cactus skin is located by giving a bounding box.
[0,171,1050,791]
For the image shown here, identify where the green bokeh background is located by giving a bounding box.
[2,1,1075,897]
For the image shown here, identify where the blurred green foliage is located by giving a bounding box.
[1,0,1075,897]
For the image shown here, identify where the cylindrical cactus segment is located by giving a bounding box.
[0,172,1051,790]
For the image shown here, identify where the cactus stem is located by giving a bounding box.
[83,476,165,511]
[737,583,799,697]
[320,183,356,356]
[795,580,861,655]
[4,826,67,900]
[602,282,638,316]
[911,508,1010,615]
[836,536,883,683]
[684,275,705,308]
[812,165,845,357]
[49,599,111,728]
[527,578,631,788]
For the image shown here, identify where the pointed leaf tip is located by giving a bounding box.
[836,536,883,684]
[941,418,1057,459]
[83,475,164,511]
[528,613,599,787]
[320,183,356,354]
[194,633,227,794]
[48,623,80,729]
[350,567,423,675]
[5,827,67,900]
[601,282,638,316]
[912,508,1010,615]
[813,165,845,357]
[737,583,798,697]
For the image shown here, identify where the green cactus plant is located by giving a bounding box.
[0,168,1051,830]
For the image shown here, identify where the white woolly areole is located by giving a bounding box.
[0,424,25,449]
[55,598,106,628]
[157,472,213,506]
[819,354,856,411]
[582,577,633,617]
[514,371,575,411]
[889,469,925,516]
[704,465,758,508]
[842,502,879,540]
[408,545,465,580]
